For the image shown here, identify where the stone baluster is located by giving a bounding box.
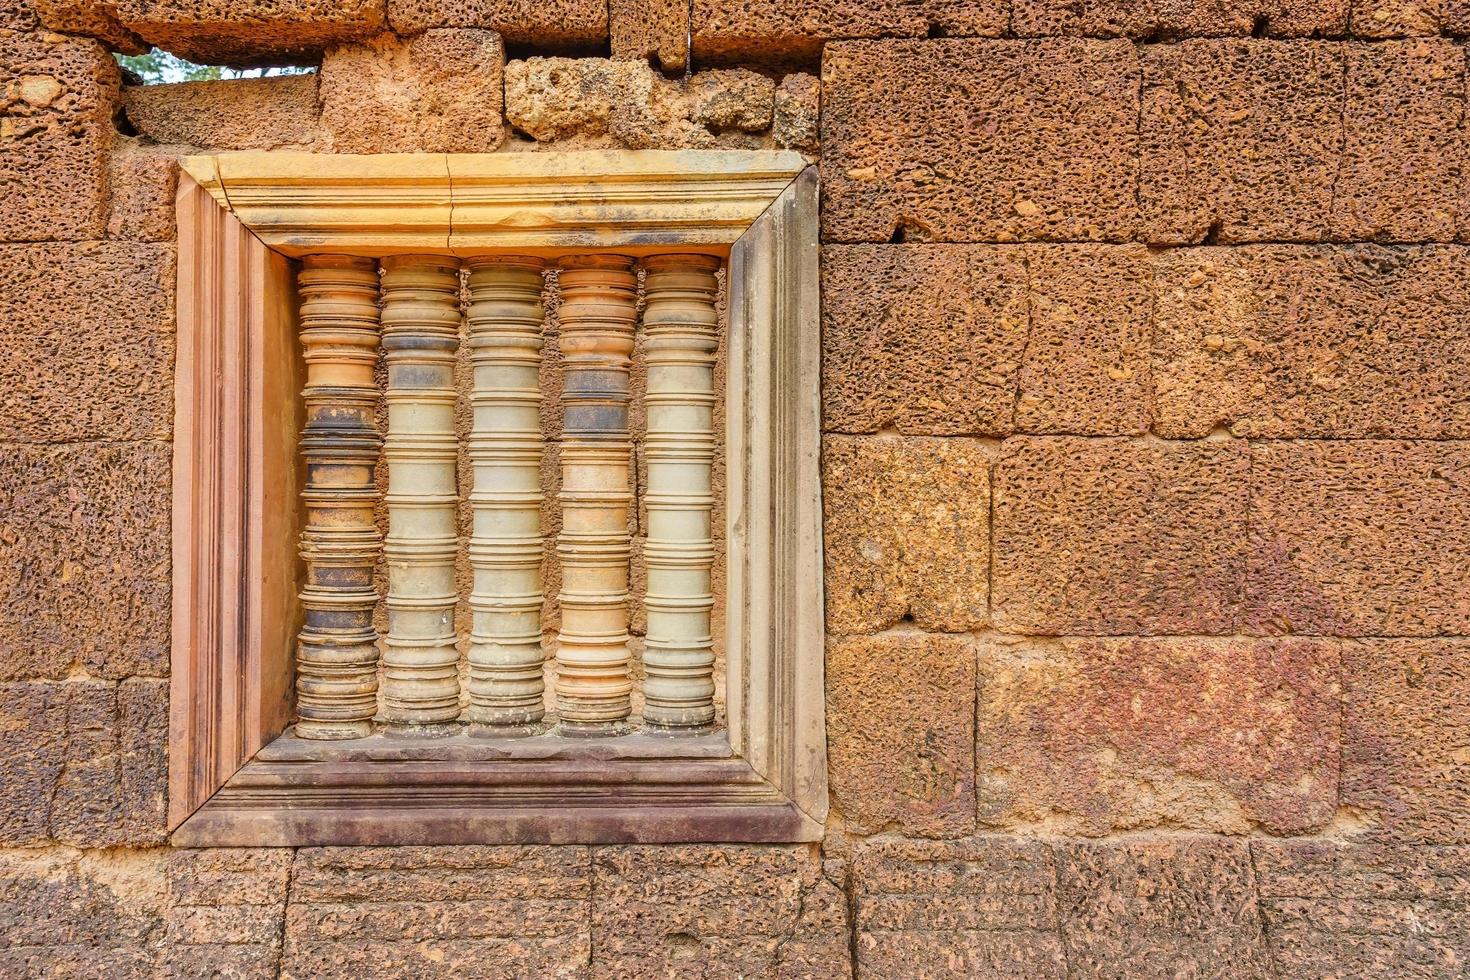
[295,255,382,740]
[379,256,462,730]
[463,256,548,732]
[554,255,638,735]
[640,254,720,730]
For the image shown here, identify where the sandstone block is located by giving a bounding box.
[822,40,1139,243]
[1018,244,1152,434]
[591,845,849,977]
[772,72,818,152]
[1140,40,1342,244]
[107,142,177,241]
[1154,246,1470,439]
[0,30,117,242]
[0,442,171,681]
[34,0,147,51]
[822,245,1028,435]
[123,73,323,150]
[1342,639,1470,843]
[1013,0,1347,36]
[852,837,1066,978]
[111,0,384,67]
[389,0,607,46]
[1252,840,1470,977]
[0,242,173,442]
[827,633,976,837]
[1333,40,1462,242]
[609,0,687,71]
[1247,440,1470,635]
[992,437,1248,633]
[164,849,292,978]
[693,0,1008,63]
[979,636,1340,836]
[1057,838,1271,976]
[822,437,989,633]
[320,30,504,154]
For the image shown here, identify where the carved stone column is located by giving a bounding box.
[640,254,720,730]
[554,255,637,735]
[463,256,548,732]
[379,256,462,730]
[295,255,382,740]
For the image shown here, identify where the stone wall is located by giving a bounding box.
[2,0,1469,976]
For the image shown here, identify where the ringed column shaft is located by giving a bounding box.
[379,256,462,729]
[463,257,548,730]
[554,255,638,734]
[295,255,382,740]
[640,255,720,729]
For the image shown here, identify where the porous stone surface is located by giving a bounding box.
[0,678,166,846]
[852,837,1067,978]
[320,29,504,153]
[1252,840,1470,976]
[0,242,174,442]
[991,436,1248,634]
[389,0,607,47]
[693,0,1009,63]
[1153,245,1470,439]
[1247,440,1470,635]
[772,71,817,152]
[822,436,989,633]
[1012,0,1348,36]
[0,442,171,682]
[827,633,977,837]
[0,30,118,242]
[591,846,849,975]
[106,141,177,241]
[110,0,385,67]
[609,0,688,71]
[1140,40,1342,244]
[505,57,776,149]
[163,849,293,978]
[821,39,1140,243]
[1351,0,1464,34]
[282,846,592,977]
[978,636,1341,835]
[1055,837,1272,977]
[1334,40,1462,242]
[1342,639,1470,843]
[33,0,147,53]
[123,72,324,150]
[0,0,36,30]
[821,245,1028,436]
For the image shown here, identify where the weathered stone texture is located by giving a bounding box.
[0,442,171,681]
[853,838,1067,978]
[123,73,324,150]
[823,437,989,633]
[1253,841,1470,977]
[827,633,976,837]
[0,679,166,846]
[0,0,36,30]
[992,437,1248,633]
[505,58,775,150]
[283,846,591,978]
[1335,40,1462,242]
[0,30,117,243]
[389,0,607,46]
[1154,245,1470,439]
[609,0,688,71]
[1013,0,1349,35]
[694,0,1008,63]
[591,846,849,977]
[772,71,818,152]
[1247,440,1470,635]
[110,0,385,67]
[33,0,147,52]
[1140,40,1341,244]
[1352,0,1470,35]
[320,30,504,154]
[978,637,1340,836]
[107,142,178,241]
[1056,838,1272,976]
[821,40,1140,243]
[164,848,292,978]
[1342,639,1470,844]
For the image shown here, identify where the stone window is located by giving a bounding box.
[168,151,824,845]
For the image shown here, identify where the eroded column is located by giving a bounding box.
[640,254,720,730]
[296,255,382,740]
[554,255,637,735]
[463,256,548,732]
[379,256,461,730]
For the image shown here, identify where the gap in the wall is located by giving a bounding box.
[114,48,317,85]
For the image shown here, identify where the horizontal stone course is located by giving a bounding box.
[694,0,1008,63]
[122,73,324,150]
[1012,0,1349,36]
[110,0,385,67]
[388,0,608,45]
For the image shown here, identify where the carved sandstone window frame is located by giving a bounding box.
[168,151,824,846]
